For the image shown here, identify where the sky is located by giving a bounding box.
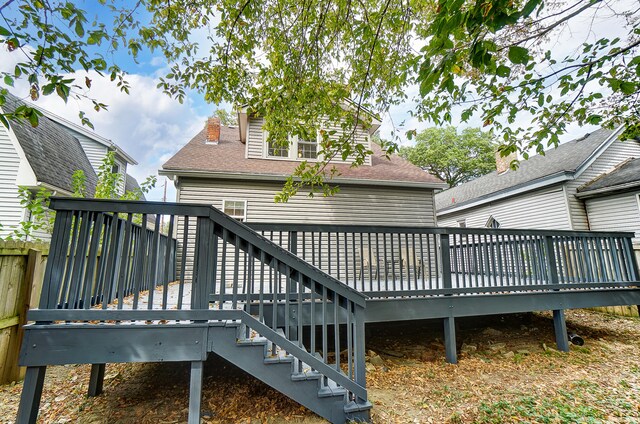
[0,1,635,201]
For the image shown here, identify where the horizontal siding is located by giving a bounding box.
[565,138,640,230]
[75,134,108,173]
[585,192,640,243]
[246,117,372,165]
[0,124,24,238]
[178,178,435,225]
[438,185,571,230]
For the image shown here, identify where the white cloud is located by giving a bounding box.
[1,48,207,201]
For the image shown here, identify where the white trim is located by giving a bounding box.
[222,199,247,221]
[438,173,570,216]
[159,169,447,189]
[0,106,39,188]
[573,125,625,179]
[561,184,574,230]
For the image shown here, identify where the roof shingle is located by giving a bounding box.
[4,93,98,195]
[435,128,620,212]
[162,125,443,186]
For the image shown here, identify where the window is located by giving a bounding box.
[267,140,289,158]
[486,216,500,229]
[223,200,247,221]
[457,219,467,228]
[297,137,318,159]
[111,163,120,174]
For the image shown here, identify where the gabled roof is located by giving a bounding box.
[3,93,98,195]
[161,125,445,188]
[436,128,626,214]
[576,157,640,199]
[29,101,138,165]
[125,173,146,200]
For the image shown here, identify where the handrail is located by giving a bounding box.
[248,222,636,238]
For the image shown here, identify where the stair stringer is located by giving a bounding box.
[207,324,350,423]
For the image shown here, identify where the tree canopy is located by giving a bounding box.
[399,127,496,188]
[0,0,638,199]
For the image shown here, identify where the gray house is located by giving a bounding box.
[0,93,140,239]
[436,127,640,244]
[161,111,446,225]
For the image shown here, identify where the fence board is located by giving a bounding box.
[0,241,47,384]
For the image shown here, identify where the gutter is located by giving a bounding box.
[159,169,448,190]
[436,171,572,215]
[575,180,640,199]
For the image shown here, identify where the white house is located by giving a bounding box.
[0,92,140,239]
[435,127,640,244]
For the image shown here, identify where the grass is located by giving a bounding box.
[474,379,633,423]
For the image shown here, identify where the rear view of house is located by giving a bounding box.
[160,109,446,224]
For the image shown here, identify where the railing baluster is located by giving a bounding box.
[259,250,265,322]
[116,214,133,310]
[68,211,92,309]
[82,212,103,309]
[162,215,175,309]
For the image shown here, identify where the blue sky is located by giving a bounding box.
[0,1,634,200]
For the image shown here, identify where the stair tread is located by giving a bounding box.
[343,400,373,413]
[317,385,347,398]
[236,336,268,346]
[291,370,322,381]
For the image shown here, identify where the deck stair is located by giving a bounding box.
[210,316,371,423]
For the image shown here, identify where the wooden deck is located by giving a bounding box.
[15,198,640,424]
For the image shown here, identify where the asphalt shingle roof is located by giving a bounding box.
[435,128,617,212]
[162,125,443,186]
[4,93,98,195]
[578,157,640,193]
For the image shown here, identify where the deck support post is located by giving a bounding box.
[553,310,570,352]
[88,363,106,397]
[188,361,204,424]
[16,366,47,424]
[443,317,457,364]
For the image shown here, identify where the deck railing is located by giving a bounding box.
[33,198,368,404]
[248,224,639,298]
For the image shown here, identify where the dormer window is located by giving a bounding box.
[486,216,501,229]
[267,140,289,158]
[297,137,318,159]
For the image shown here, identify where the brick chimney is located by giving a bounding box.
[495,151,516,175]
[206,117,221,144]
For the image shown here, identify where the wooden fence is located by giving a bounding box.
[0,241,48,384]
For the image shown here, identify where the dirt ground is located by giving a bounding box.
[1,309,639,423]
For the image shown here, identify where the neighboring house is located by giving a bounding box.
[435,127,640,242]
[576,157,640,243]
[160,111,446,226]
[0,93,141,239]
[33,102,138,197]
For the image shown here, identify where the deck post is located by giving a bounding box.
[553,310,570,352]
[88,363,106,397]
[443,317,457,364]
[188,361,204,424]
[16,366,47,424]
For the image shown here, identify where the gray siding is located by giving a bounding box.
[178,178,435,225]
[438,185,571,230]
[0,124,24,238]
[246,116,372,165]
[565,138,640,230]
[585,192,640,243]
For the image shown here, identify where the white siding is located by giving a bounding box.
[114,156,127,196]
[0,124,24,238]
[565,139,640,230]
[438,185,571,230]
[585,192,640,243]
[76,134,108,172]
[178,178,435,225]
[246,116,372,166]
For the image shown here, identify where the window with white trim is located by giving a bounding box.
[297,136,318,159]
[457,219,467,228]
[267,139,289,158]
[486,216,500,229]
[222,200,247,221]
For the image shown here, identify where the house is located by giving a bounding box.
[160,110,446,225]
[0,93,140,239]
[576,157,640,243]
[435,127,640,242]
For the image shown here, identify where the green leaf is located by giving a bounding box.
[3,75,14,86]
[496,65,510,77]
[508,46,529,65]
[619,81,636,95]
[0,26,10,36]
